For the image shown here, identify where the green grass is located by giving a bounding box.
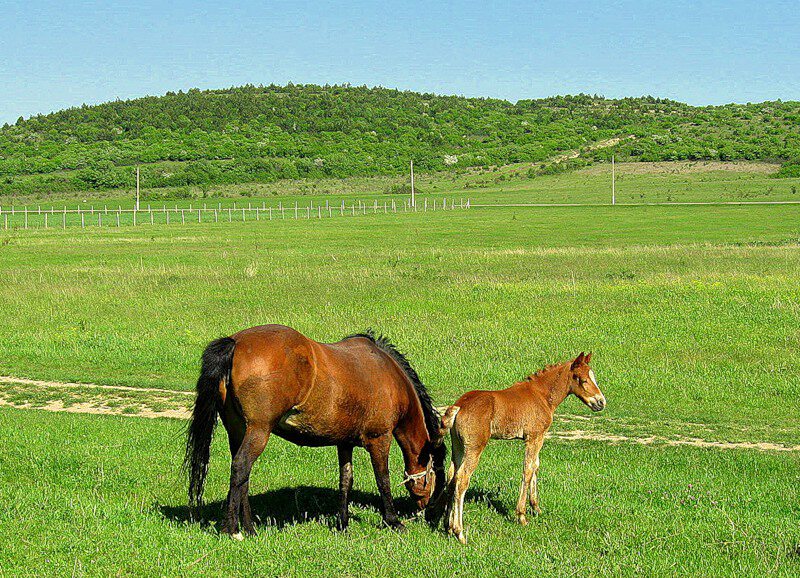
[2,203,800,444]
[0,407,797,577]
[2,166,800,574]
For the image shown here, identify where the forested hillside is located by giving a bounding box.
[2,84,799,196]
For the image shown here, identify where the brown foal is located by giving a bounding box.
[436,352,605,544]
[184,325,446,537]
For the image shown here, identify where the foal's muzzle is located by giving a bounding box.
[588,395,606,412]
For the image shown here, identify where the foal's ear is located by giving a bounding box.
[584,352,593,363]
[572,352,585,369]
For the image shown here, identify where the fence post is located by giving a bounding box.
[242,208,245,221]
[182,209,185,224]
[229,208,232,222]
[133,209,137,226]
[117,211,120,227]
[341,201,344,216]
[63,209,66,229]
[295,202,298,220]
[81,212,85,228]
[44,213,48,228]
[269,206,272,220]
[198,209,201,223]
[98,214,102,227]
[24,207,28,229]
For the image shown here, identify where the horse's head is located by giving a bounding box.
[568,352,606,411]
[403,453,438,510]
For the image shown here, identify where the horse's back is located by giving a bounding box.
[451,385,551,441]
[227,326,411,445]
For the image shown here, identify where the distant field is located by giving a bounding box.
[1,190,799,575]
[2,162,799,217]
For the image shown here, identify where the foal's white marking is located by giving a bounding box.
[588,369,597,386]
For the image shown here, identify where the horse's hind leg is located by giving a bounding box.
[442,429,465,531]
[336,444,354,531]
[450,438,485,544]
[222,425,269,538]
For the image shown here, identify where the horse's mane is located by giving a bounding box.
[345,329,440,439]
[523,361,569,383]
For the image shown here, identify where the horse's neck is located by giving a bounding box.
[394,404,429,473]
[528,364,571,411]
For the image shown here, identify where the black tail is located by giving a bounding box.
[183,336,236,506]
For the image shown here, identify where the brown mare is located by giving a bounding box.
[434,352,605,544]
[184,325,446,537]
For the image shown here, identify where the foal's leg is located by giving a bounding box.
[443,430,465,532]
[516,434,544,525]
[527,435,545,515]
[222,425,269,538]
[336,444,354,531]
[450,443,485,544]
[364,434,404,530]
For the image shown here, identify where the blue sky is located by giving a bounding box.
[1,1,798,124]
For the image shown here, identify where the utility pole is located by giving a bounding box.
[410,160,416,208]
[611,155,616,205]
[135,166,141,211]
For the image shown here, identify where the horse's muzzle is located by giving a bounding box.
[588,395,606,412]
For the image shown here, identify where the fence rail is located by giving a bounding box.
[0,197,471,230]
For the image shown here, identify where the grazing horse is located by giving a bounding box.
[184,325,446,537]
[435,352,605,544]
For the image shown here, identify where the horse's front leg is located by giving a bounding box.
[336,444,354,530]
[364,434,404,531]
[516,434,544,525]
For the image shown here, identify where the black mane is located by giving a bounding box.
[346,329,440,439]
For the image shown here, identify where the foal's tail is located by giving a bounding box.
[183,336,236,507]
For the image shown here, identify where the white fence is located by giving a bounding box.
[0,197,471,230]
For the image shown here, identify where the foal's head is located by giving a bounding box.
[567,352,606,411]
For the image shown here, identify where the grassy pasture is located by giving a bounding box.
[1,167,799,575]
[0,408,798,577]
[1,203,799,443]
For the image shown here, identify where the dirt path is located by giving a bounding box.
[1,376,798,452]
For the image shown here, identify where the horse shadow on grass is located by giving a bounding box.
[159,485,418,532]
[464,487,510,518]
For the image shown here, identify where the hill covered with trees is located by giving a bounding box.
[2,84,799,197]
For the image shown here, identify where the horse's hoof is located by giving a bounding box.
[533,506,542,516]
[230,532,244,541]
[517,514,528,526]
[457,532,467,545]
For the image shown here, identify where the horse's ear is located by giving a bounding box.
[572,352,585,369]
[585,352,592,363]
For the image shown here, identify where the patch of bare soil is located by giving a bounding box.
[2,376,798,452]
[577,160,780,176]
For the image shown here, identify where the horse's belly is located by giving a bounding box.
[273,408,344,447]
